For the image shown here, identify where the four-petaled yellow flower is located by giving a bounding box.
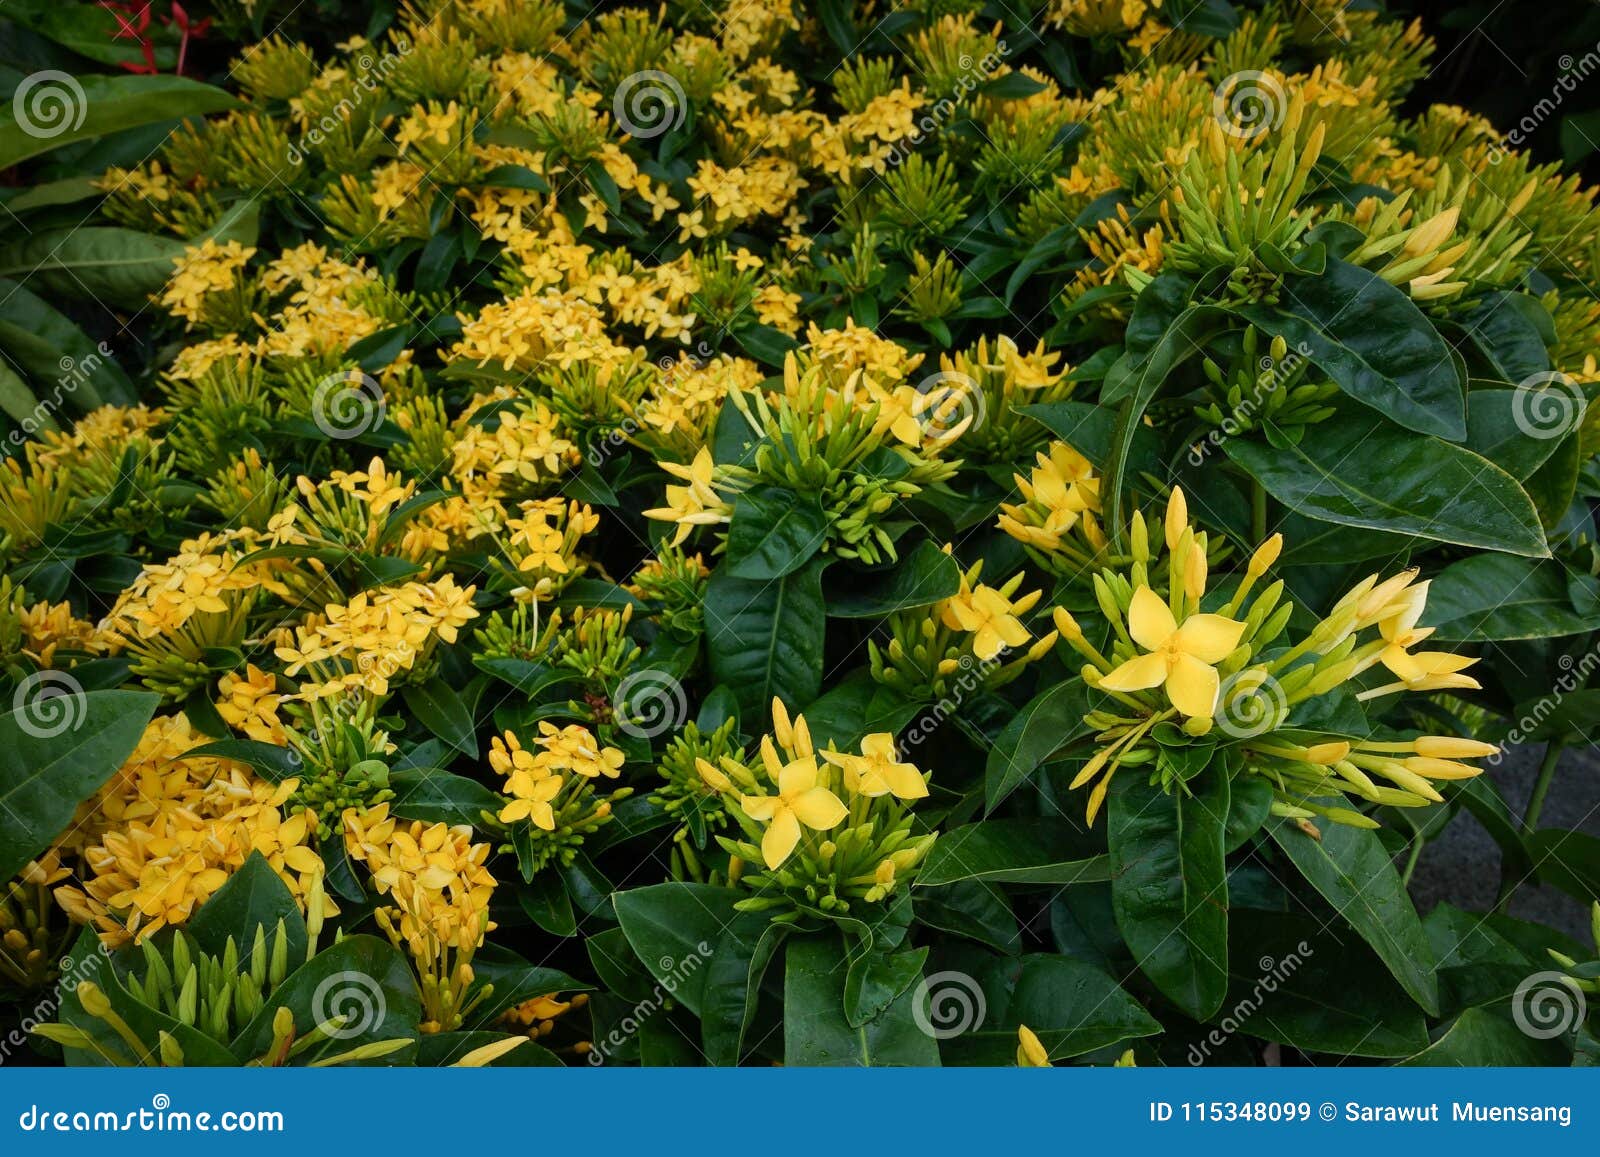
[1375,580,1481,691]
[822,733,927,799]
[941,584,1034,661]
[740,755,849,869]
[1099,586,1246,717]
[642,447,727,545]
[499,771,562,831]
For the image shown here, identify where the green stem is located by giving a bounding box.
[1521,740,1565,838]
[1495,739,1566,913]
[1401,834,1425,888]
[1251,479,1268,543]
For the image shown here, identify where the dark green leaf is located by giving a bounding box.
[1109,770,1230,1019]
[724,486,829,580]
[1223,403,1547,557]
[1268,815,1438,1014]
[0,689,158,880]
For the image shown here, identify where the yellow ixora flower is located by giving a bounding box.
[642,447,731,545]
[740,750,849,869]
[1098,586,1246,717]
[822,733,927,800]
[940,583,1041,661]
[1371,580,1481,693]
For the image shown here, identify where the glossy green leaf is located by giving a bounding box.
[724,485,829,580]
[186,851,309,964]
[0,74,241,169]
[1223,403,1547,557]
[230,935,420,1065]
[388,767,500,828]
[1422,554,1600,641]
[1269,815,1438,1014]
[1400,1007,1570,1066]
[918,819,1109,887]
[824,540,961,617]
[936,951,1162,1064]
[401,677,478,756]
[705,558,826,724]
[985,678,1096,813]
[1220,909,1428,1058]
[0,689,158,881]
[783,933,940,1066]
[1528,828,1600,903]
[1109,770,1230,1020]
[1237,257,1464,439]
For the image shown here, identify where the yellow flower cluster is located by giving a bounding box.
[342,803,497,1032]
[55,717,328,946]
[274,576,478,701]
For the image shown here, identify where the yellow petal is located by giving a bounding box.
[881,762,928,800]
[1126,586,1177,651]
[741,794,779,821]
[1172,613,1246,664]
[761,808,802,868]
[777,757,820,798]
[790,787,848,830]
[1165,653,1220,717]
[1098,651,1169,692]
